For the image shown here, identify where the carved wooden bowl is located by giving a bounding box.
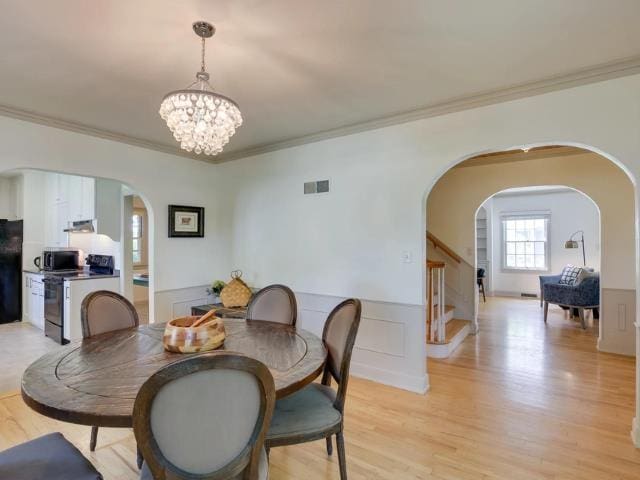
[163,316,226,353]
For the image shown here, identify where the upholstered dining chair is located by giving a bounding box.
[0,432,102,480]
[81,290,139,452]
[265,298,362,480]
[133,353,275,480]
[246,284,297,326]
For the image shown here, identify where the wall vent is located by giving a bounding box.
[520,293,537,298]
[304,179,330,195]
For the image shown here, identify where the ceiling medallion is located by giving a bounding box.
[159,21,242,156]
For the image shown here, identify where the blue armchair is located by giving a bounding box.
[539,274,562,307]
[541,274,600,329]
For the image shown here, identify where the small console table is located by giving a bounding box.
[191,303,247,319]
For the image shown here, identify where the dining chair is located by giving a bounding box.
[81,290,139,453]
[133,352,275,480]
[0,432,102,480]
[246,284,297,326]
[265,298,362,480]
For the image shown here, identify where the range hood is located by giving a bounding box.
[63,220,95,233]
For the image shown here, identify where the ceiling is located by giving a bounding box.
[1,1,640,163]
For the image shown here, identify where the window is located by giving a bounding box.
[502,215,549,271]
[132,213,143,265]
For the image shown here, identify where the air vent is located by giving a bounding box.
[304,179,330,195]
[521,293,537,298]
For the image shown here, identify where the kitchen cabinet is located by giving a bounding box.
[23,272,44,330]
[44,173,98,246]
[63,276,120,341]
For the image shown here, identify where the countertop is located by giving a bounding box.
[23,269,120,281]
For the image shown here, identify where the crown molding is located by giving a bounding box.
[216,55,640,162]
[1,55,640,165]
[0,104,205,162]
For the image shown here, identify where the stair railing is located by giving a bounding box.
[427,260,446,343]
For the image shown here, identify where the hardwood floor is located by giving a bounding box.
[1,297,638,479]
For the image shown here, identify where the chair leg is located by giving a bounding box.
[326,435,333,456]
[578,308,586,329]
[480,281,486,303]
[89,426,98,452]
[137,446,143,469]
[336,431,347,480]
[543,302,549,323]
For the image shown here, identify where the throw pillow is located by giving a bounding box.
[559,265,582,285]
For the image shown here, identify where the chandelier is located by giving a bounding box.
[160,21,242,156]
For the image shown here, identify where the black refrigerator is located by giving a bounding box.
[0,219,23,324]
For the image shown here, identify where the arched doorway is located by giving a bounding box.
[422,144,638,445]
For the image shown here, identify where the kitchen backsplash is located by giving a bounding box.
[69,233,121,270]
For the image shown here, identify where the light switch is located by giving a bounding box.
[402,251,413,263]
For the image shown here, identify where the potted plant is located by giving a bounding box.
[207,280,226,304]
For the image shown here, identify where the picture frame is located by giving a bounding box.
[168,205,205,238]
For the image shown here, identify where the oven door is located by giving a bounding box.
[43,277,65,344]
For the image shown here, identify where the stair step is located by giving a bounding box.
[432,305,455,319]
[426,319,472,358]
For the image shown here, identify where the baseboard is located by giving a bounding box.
[492,290,539,298]
[350,361,429,394]
[632,417,640,448]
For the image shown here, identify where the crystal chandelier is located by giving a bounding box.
[160,21,242,156]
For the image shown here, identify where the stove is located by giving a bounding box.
[43,254,115,344]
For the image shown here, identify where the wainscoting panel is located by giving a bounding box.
[154,285,214,323]
[598,288,636,356]
[296,292,428,394]
[154,287,429,394]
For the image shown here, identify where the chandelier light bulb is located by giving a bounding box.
[160,21,242,156]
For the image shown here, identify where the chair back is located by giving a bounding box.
[321,299,362,412]
[477,268,485,279]
[246,284,297,326]
[81,290,139,338]
[133,353,275,480]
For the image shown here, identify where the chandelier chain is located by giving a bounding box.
[200,37,206,73]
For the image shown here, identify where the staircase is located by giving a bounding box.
[425,233,472,358]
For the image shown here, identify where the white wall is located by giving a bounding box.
[487,190,600,295]
[0,115,234,323]
[219,76,640,306]
[215,74,640,439]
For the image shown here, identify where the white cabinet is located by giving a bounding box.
[44,173,97,246]
[68,175,95,221]
[81,177,95,220]
[22,273,31,323]
[63,277,120,341]
[23,272,44,330]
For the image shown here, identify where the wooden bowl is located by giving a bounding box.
[163,316,226,353]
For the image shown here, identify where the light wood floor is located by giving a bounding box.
[1,297,638,479]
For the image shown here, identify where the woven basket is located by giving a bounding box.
[220,270,252,308]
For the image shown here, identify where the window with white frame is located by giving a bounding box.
[502,215,549,271]
[132,212,144,265]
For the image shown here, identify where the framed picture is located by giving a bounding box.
[168,205,205,238]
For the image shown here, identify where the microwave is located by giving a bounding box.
[37,250,79,271]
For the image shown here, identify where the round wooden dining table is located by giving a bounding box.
[21,319,327,428]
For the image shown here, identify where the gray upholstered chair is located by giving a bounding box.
[265,298,362,480]
[543,274,600,329]
[246,284,297,326]
[0,432,102,480]
[81,290,139,452]
[133,353,275,480]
